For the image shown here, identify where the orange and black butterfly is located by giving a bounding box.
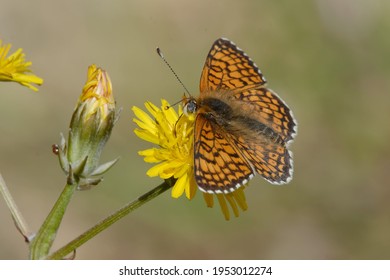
[184,38,297,194]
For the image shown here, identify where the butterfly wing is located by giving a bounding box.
[233,86,297,143]
[233,134,294,184]
[200,38,267,93]
[193,113,255,194]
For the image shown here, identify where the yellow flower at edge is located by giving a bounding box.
[132,99,248,220]
[0,40,43,91]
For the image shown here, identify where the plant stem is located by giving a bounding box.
[0,173,32,242]
[29,181,78,259]
[47,180,172,260]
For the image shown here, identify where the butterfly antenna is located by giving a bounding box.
[156,47,191,97]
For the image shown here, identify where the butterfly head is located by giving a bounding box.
[183,96,198,119]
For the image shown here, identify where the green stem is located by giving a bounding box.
[47,180,172,260]
[29,181,78,259]
[0,173,32,241]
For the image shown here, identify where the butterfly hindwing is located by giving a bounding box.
[233,134,293,184]
[232,86,297,143]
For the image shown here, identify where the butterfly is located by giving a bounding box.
[183,38,297,194]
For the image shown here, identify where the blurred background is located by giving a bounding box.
[1,0,390,259]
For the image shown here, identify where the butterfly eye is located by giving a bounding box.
[184,99,197,115]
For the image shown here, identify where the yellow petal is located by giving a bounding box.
[216,194,230,221]
[133,117,156,132]
[138,148,162,163]
[144,101,160,118]
[132,106,156,131]
[225,194,239,218]
[185,172,197,200]
[171,174,187,198]
[173,161,190,178]
[134,129,159,145]
[145,162,168,177]
[234,188,248,211]
[0,41,43,91]
[203,193,214,208]
[161,99,178,125]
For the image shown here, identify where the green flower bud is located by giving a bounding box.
[56,65,119,189]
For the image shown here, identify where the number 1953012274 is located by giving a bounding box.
[212,266,272,276]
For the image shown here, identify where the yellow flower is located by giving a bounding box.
[132,99,248,220]
[133,100,196,199]
[0,40,43,91]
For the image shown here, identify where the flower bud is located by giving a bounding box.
[57,65,119,189]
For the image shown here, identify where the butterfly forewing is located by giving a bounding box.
[194,115,254,193]
[200,38,267,93]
